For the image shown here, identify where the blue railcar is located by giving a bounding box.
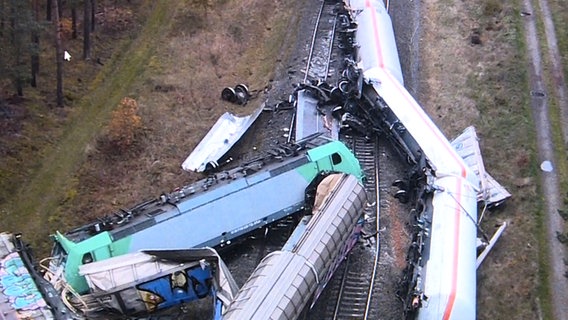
[50,140,364,294]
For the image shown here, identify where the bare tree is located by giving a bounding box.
[8,0,34,96]
[0,0,36,96]
[90,0,95,31]
[0,0,5,36]
[31,0,40,87]
[53,0,63,107]
[56,0,62,19]
[83,0,91,60]
[71,2,77,38]
[46,0,51,21]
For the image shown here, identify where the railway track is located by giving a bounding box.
[304,0,341,83]
[230,1,408,318]
[299,1,404,318]
[223,0,349,292]
[308,135,382,319]
[308,134,409,319]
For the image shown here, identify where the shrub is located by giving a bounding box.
[482,0,503,17]
[104,97,142,154]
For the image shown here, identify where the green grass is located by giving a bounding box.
[546,0,568,223]
[229,3,300,91]
[534,2,568,317]
[1,0,178,253]
[471,0,554,319]
[549,0,568,89]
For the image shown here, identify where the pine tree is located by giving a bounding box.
[0,0,35,96]
[83,0,91,60]
[31,0,41,87]
[53,0,63,106]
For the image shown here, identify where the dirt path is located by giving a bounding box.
[537,0,568,143]
[522,0,568,318]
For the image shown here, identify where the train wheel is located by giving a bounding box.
[392,179,408,190]
[339,80,350,94]
[330,86,343,102]
[234,84,250,97]
[234,84,250,105]
[204,161,219,172]
[345,65,360,82]
[394,189,409,204]
[332,105,343,120]
[221,87,237,103]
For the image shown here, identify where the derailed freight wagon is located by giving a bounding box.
[42,140,363,318]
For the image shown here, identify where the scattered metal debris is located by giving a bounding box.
[476,222,508,268]
[182,104,264,172]
[451,126,512,209]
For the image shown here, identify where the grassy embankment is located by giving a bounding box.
[1,0,302,257]
[474,0,556,318]
[473,0,568,318]
[421,0,549,318]
[59,0,301,231]
[1,0,176,254]
[547,1,568,235]
[537,0,568,316]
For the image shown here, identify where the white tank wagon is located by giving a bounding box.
[345,0,404,85]
[341,0,482,318]
[359,28,480,320]
[222,173,367,320]
[413,174,479,319]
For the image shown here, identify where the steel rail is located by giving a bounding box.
[333,256,352,319]
[304,0,327,83]
[326,135,380,320]
[323,14,338,81]
[363,139,382,319]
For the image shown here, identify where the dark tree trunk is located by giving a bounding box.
[9,4,14,44]
[31,32,39,87]
[46,0,51,20]
[83,0,91,60]
[16,79,23,96]
[10,1,21,96]
[90,0,95,31]
[31,0,40,87]
[0,0,5,37]
[53,0,63,107]
[71,5,77,38]
[57,0,62,19]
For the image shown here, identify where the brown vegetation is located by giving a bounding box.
[99,97,142,155]
[0,0,299,255]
